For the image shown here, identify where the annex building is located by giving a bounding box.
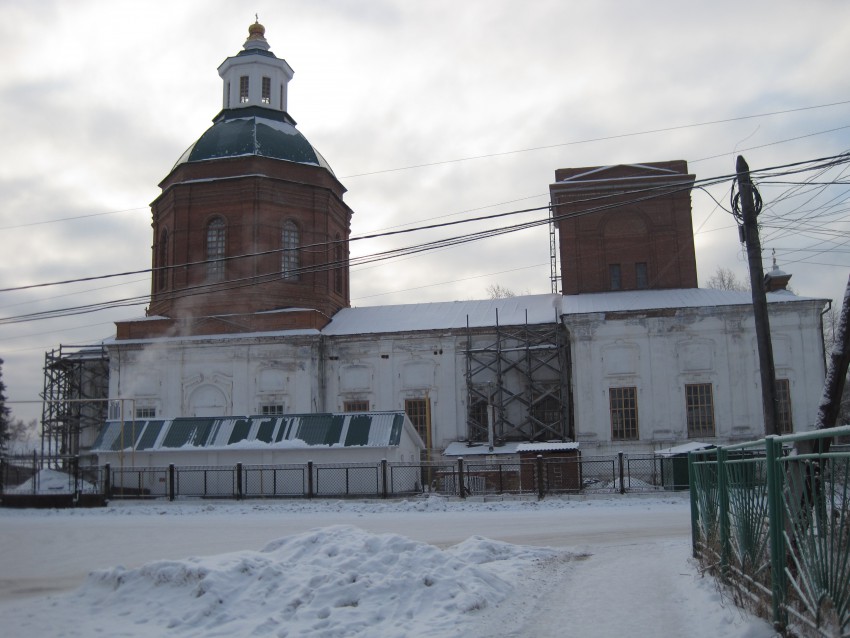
[49,22,827,467]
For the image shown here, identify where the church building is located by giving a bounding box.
[95,22,827,467]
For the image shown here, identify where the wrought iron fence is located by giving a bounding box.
[689,427,850,637]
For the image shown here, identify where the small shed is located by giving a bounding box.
[655,441,715,490]
[442,441,581,494]
[517,442,581,493]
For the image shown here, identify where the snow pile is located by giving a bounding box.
[7,468,97,494]
[67,525,567,637]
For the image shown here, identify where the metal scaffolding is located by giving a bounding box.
[465,311,573,443]
[41,345,109,462]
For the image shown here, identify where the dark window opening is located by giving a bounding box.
[609,264,622,291]
[261,77,271,104]
[282,221,300,280]
[636,262,649,289]
[206,218,226,281]
[157,229,168,291]
[343,400,369,413]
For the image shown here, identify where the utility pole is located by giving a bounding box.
[735,155,779,436]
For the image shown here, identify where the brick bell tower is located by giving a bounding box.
[117,21,352,340]
[549,161,698,295]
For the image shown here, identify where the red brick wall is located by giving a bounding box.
[550,161,698,295]
[148,156,352,320]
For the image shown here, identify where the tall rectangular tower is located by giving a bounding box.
[550,161,698,295]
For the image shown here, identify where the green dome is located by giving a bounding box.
[174,107,334,174]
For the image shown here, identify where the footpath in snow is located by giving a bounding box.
[0,494,777,637]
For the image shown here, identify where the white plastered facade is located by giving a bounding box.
[106,290,827,457]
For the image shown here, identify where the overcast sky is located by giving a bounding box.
[2,0,849,423]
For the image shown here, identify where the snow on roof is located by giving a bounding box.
[516,442,580,453]
[442,440,578,456]
[560,287,825,315]
[557,163,682,182]
[107,288,825,347]
[104,328,320,347]
[92,412,421,452]
[654,441,715,456]
[323,294,562,336]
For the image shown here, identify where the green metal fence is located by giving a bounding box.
[689,426,850,637]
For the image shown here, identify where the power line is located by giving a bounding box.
[4,101,848,233]
[339,100,850,178]
[0,207,147,231]
[3,152,848,325]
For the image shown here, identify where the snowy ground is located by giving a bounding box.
[0,494,777,637]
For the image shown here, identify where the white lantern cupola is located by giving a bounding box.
[217,19,294,114]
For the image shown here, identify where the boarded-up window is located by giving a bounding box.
[685,383,715,438]
[609,386,638,440]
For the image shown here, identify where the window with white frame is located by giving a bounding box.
[685,383,715,438]
[135,406,156,420]
[609,386,638,440]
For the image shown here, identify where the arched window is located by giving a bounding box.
[206,218,226,281]
[157,229,168,290]
[282,221,299,280]
[334,233,343,294]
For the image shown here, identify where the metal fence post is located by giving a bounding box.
[764,436,786,630]
[72,456,80,500]
[168,464,175,501]
[236,462,243,501]
[537,454,545,500]
[381,459,388,499]
[457,457,465,498]
[717,447,729,576]
[618,452,625,495]
[687,453,699,559]
[104,463,111,500]
[307,461,314,499]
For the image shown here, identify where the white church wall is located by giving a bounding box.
[564,298,826,456]
[323,333,464,451]
[108,336,322,421]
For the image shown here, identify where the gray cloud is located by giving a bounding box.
[2,0,849,423]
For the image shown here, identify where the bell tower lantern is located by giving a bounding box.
[218,20,294,113]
